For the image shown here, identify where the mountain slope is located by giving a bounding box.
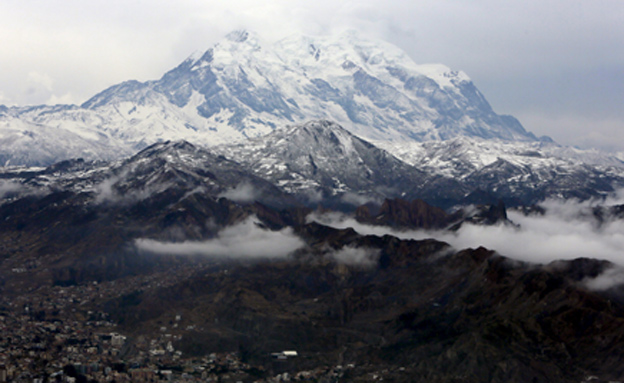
[0,140,295,215]
[212,120,466,206]
[376,137,624,204]
[0,105,131,166]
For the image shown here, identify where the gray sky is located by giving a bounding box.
[1,0,623,151]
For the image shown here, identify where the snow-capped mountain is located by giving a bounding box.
[211,119,624,206]
[375,137,624,179]
[4,120,624,209]
[0,140,293,210]
[212,120,463,205]
[1,29,539,166]
[89,29,539,144]
[0,105,131,166]
[376,137,624,203]
[210,120,624,206]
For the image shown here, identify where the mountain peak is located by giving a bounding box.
[279,120,364,155]
[185,49,204,61]
[96,30,542,146]
[221,29,262,51]
[285,119,349,136]
[225,29,251,43]
[212,119,430,204]
[129,140,200,163]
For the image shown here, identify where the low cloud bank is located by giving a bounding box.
[308,196,624,283]
[135,217,305,259]
[0,180,23,199]
[330,246,380,267]
[583,266,624,291]
[0,180,48,200]
[94,174,120,204]
[340,192,379,207]
[94,170,176,205]
[308,211,432,241]
[218,182,261,203]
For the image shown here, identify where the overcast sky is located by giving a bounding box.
[1,0,623,151]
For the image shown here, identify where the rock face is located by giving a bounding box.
[354,197,516,231]
[355,198,459,229]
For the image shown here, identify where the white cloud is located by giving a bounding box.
[583,266,624,291]
[0,180,49,200]
[94,169,182,205]
[94,175,119,204]
[0,180,22,199]
[47,92,77,106]
[27,71,54,92]
[308,196,624,266]
[309,196,624,289]
[303,189,324,204]
[218,182,260,203]
[330,246,380,267]
[518,112,624,151]
[340,192,379,207]
[135,216,305,259]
